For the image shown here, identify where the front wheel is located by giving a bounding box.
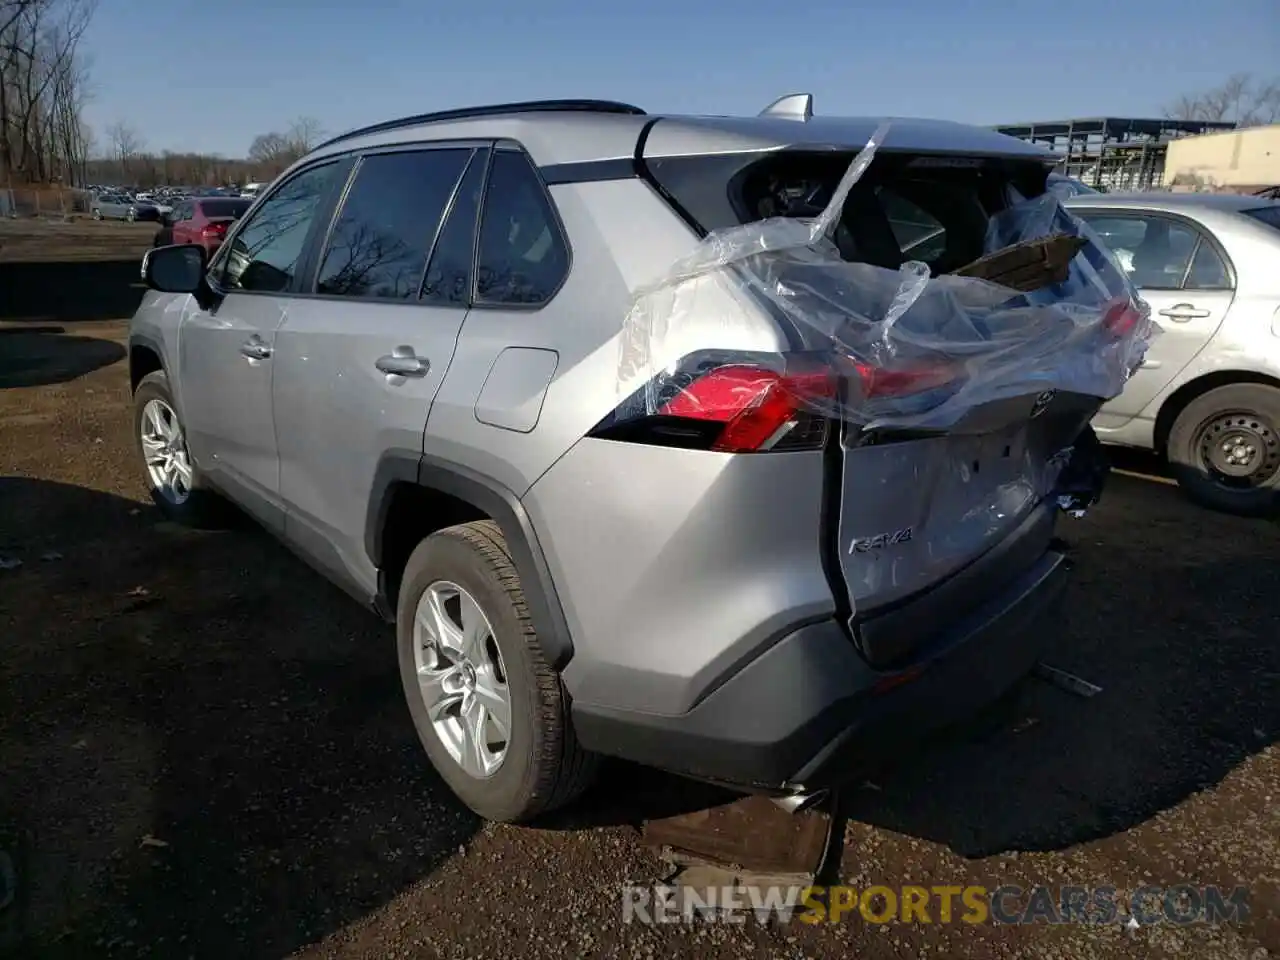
[1167,383,1280,517]
[396,521,596,822]
[132,370,224,526]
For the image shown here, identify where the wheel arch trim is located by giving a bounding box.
[366,450,575,670]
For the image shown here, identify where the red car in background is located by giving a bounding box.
[153,197,253,255]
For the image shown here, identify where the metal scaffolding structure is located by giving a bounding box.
[994,117,1236,191]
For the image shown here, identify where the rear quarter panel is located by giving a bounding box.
[424,176,789,496]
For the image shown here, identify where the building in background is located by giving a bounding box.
[1161,124,1280,193]
[994,117,1235,191]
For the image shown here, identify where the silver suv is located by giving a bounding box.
[129,98,1114,822]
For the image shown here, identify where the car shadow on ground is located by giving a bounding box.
[0,325,126,389]
[0,479,480,959]
[0,261,148,323]
[544,471,1279,864]
[842,471,1279,857]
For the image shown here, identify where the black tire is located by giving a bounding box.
[132,370,224,526]
[396,520,596,822]
[91,208,102,220]
[153,228,173,247]
[1166,383,1280,517]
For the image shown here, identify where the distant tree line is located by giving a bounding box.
[83,116,327,189]
[1164,73,1280,127]
[0,0,95,185]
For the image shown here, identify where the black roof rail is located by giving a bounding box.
[315,99,647,151]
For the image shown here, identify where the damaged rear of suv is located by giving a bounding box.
[131,96,1149,823]
[546,100,1148,805]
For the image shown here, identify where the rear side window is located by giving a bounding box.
[201,199,251,220]
[316,148,472,300]
[1243,206,1280,231]
[1184,240,1232,291]
[474,150,569,306]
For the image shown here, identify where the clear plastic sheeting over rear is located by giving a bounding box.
[614,124,1156,432]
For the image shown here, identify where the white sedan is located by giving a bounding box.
[1064,192,1280,517]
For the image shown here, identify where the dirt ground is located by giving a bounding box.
[1,257,1278,958]
[0,219,156,264]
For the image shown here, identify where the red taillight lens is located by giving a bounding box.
[850,360,958,399]
[1101,297,1142,337]
[201,222,228,241]
[658,365,835,452]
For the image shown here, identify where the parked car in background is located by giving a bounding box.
[127,199,162,223]
[154,197,253,253]
[91,192,134,220]
[1065,192,1280,516]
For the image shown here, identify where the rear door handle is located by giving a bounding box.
[1157,303,1211,322]
[240,336,272,360]
[376,347,429,379]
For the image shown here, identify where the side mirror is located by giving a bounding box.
[142,243,206,293]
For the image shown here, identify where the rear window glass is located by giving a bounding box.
[200,199,251,219]
[1243,206,1280,231]
[646,151,1033,275]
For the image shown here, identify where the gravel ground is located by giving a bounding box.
[0,317,1277,960]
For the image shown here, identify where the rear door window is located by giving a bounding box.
[315,148,472,300]
[421,149,487,306]
[1073,213,1202,290]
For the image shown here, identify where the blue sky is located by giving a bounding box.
[81,0,1279,157]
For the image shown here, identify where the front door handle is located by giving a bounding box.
[376,347,429,379]
[1157,303,1211,322]
[240,336,272,360]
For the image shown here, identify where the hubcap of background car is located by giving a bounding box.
[1197,411,1279,485]
[413,581,511,778]
[139,398,193,505]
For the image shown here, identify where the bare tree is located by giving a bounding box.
[104,119,142,179]
[1164,73,1280,127]
[286,115,324,153]
[0,0,97,185]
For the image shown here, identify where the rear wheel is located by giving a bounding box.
[1167,383,1280,517]
[91,208,102,220]
[153,228,173,247]
[396,520,596,822]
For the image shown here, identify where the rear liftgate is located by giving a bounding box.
[621,123,1150,891]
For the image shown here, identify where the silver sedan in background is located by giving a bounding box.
[1064,192,1280,517]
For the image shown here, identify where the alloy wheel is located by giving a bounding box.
[139,397,194,505]
[412,580,511,779]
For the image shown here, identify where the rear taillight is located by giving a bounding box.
[1101,297,1143,337]
[849,359,958,399]
[658,365,834,452]
[591,355,961,453]
[201,222,228,241]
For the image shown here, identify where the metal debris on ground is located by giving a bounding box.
[643,792,847,894]
[1035,663,1103,698]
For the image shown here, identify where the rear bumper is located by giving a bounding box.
[572,545,1071,790]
